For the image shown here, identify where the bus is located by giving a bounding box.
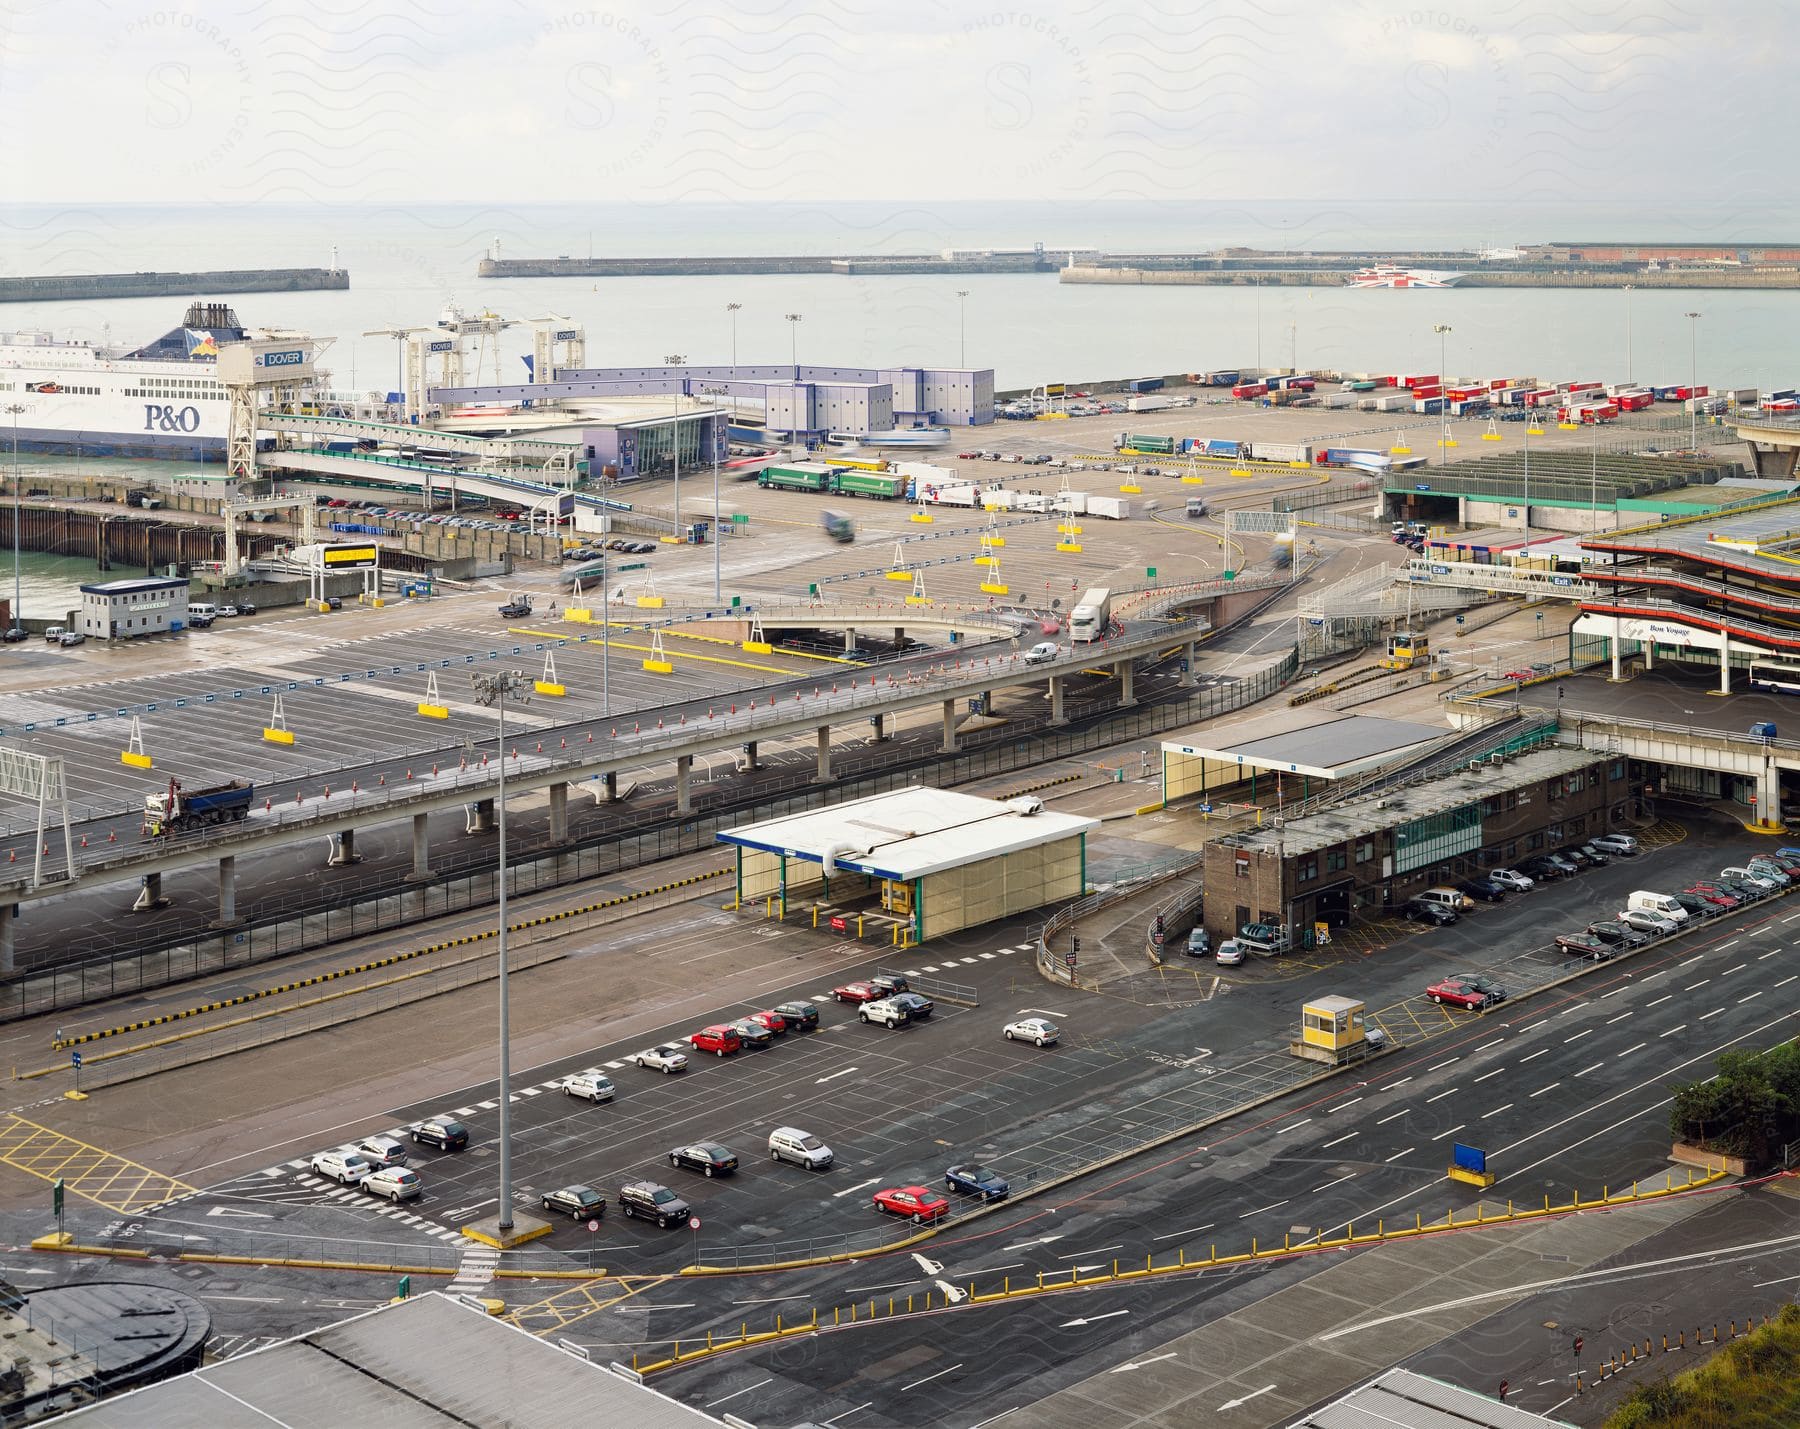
[1748,662,1800,695]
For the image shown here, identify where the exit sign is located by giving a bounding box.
[1146,566,1157,579]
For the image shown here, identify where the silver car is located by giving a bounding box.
[1617,908,1677,936]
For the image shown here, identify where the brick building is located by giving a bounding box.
[1202,747,1630,947]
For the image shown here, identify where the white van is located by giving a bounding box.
[1417,886,1475,914]
[768,1126,833,1170]
[189,602,218,621]
[1626,891,1688,925]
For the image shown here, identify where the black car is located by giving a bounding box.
[1671,892,1722,920]
[1559,848,1593,869]
[1461,974,1508,1003]
[1404,899,1459,925]
[1555,932,1613,961]
[410,1117,469,1151]
[1456,877,1507,903]
[1588,920,1649,949]
[619,1180,691,1227]
[727,1018,775,1049]
[2,626,26,643]
[887,992,935,1020]
[772,999,820,1031]
[1522,857,1567,882]
[541,1184,607,1220]
[869,975,911,998]
[1576,844,1612,867]
[186,613,215,629]
[668,1142,738,1178]
[237,601,257,616]
[1545,853,1581,875]
[945,1164,1010,1201]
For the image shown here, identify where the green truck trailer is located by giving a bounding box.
[758,463,834,492]
[1117,433,1175,454]
[829,470,908,499]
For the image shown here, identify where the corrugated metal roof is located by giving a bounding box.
[1165,713,1444,780]
[1295,1368,1574,1428]
[48,1293,725,1427]
[718,785,1097,880]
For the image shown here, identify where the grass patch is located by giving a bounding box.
[1606,1304,1800,1428]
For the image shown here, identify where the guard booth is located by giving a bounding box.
[1381,631,1430,670]
[1290,995,1388,1066]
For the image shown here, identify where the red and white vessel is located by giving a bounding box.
[1346,265,1467,289]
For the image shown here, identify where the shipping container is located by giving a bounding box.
[1127,377,1166,393]
[1322,391,1359,409]
[1231,382,1269,399]
[1728,387,1760,404]
[1247,441,1313,463]
[1206,371,1240,386]
[1652,386,1682,401]
[1126,395,1177,413]
[1449,398,1491,416]
[1344,380,1378,392]
[1117,433,1175,454]
[1086,496,1130,519]
[1616,392,1654,412]
[758,463,834,492]
[1401,374,1440,389]
[926,485,980,506]
[1204,438,1242,458]
[1372,393,1412,411]
[1413,397,1448,415]
[830,469,908,499]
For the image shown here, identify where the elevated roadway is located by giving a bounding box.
[258,411,578,463]
[1734,411,1800,479]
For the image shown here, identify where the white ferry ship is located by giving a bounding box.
[0,303,286,460]
[1345,265,1467,289]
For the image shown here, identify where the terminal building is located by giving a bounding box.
[76,576,190,640]
[719,786,1097,945]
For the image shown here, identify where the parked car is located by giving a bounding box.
[768,1127,833,1169]
[771,1000,820,1031]
[1520,857,1567,882]
[1576,843,1612,867]
[745,1009,789,1036]
[1555,931,1613,960]
[1214,939,1246,967]
[1003,1017,1059,1046]
[1457,877,1507,903]
[1544,853,1581,876]
[410,1117,468,1151]
[1590,834,1640,856]
[541,1185,607,1221]
[832,981,883,1003]
[1721,865,1781,892]
[1559,847,1593,869]
[310,1150,377,1186]
[365,1166,423,1202]
[859,997,914,1029]
[873,1185,951,1224]
[497,599,532,619]
[356,1135,408,1168]
[1671,892,1723,920]
[1426,976,1505,1010]
[1688,881,1744,908]
[1403,899,1459,926]
[56,630,85,647]
[1488,868,1535,892]
[728,1018,775,1049]
[629,1043,690,1073]
[886,992,934,1021]
[1618,908,1678,936]
[618,1181,690,1227]
[186,612,214,628]
[869,975,911,997]
[668,1142,738,1177]
[218,605,241,618]
[1185,927,1210,956]
[944,1164,1009,1201]
[689,1024,742,1056]
[1589,920,1649,949]
[562,1069,616,1102]
[1746,858,1794,886]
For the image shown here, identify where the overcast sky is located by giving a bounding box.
[0,0,1766,207]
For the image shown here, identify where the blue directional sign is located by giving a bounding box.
[1451,1143,1486,1174]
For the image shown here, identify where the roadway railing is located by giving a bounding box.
[1453,695,1800,757]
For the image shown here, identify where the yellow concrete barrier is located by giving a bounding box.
[262,727,295,745]
[120,751,153,769]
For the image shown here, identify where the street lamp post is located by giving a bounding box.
[1522,417,1531,543]
[6,403,24,636]
[1622,284,1635,383]
[956,290,969,368]
[1434,324,1452,456]
[663,356,686,533]
[702,386,725,602]
[725,303,741,366]
[1685,311,1702,451]
[1253,276,1263,373]
[468,668,532,1237]
[784,313,803,367]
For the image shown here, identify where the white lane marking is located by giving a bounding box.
[910,1252,943,1277]
[1740,992,1765,1004]
[1530,1082,1561,1098]
[1564,1030,1592,1044]
[1326,1097,1363,1113]
[1313,1173,1356,1192]
[1217,1386,1277,1412]
[1575,1062,1605,1077]
[1605,1012,1634,1025]
[1427,1057,1460,1071]
[979,952,996,959]
[1474,1037,1505,1051]
[1753,1273,1800,1288]
[1239,1200,1288,1219]
[1060,1310,1129,1327]
[1619,1043,1646,1056]
[1719,940,1739,951]
[1385,1076,1414,1089]
[1761,950,1780,960]
[1677,956,1704,968]
[1003,1235,1063,1250]
[1321,1132,1359,1149]
[1700,1008,1725,1021]
[1645,994,1672,1008]
[1724,964,1747,976]
[1777,977,1799,989]
[1276,1119,1312,1135]
[733,1294,810,1305]
[1686,980,1710,991]
[843,1281,917,1293]
[1519,1019,1549,1033]
[1520,1049,1549,1063]
[1481,1103,1514,1119]
[832,1177,880,1199]
[1425,1088,1457,1104]
[1054,1244,1121,1260]
[707,1378,773,1409]
[1150,1224,1213,1242]
[1473,1068,1505,1083]
[1660,1024,1687,1038]
[901,1363,963,1392]
[1384,1148,1413,1163]
[1430,1124,1466,1142]
[1375,1110,1407,1126]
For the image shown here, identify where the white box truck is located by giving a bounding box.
[1086,495,1130,519]
[1126,395,1177,413]
[1070,587,1113,642]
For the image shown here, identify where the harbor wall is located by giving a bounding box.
[479,255,1052,278]
[0,268,349,304]
[1059,265,1800,290]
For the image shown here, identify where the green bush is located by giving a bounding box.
[1667,1039,1800,1165]
[1605,1305,1800,1429]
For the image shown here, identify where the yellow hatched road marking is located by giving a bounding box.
[0,1115,194,1212]
[506,1274,667,1335]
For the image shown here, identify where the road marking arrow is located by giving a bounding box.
[1110,1352,1178,1374]
[205,1206,272,1219]
[910,1252,943,1277]
[1061,1310,1129,1327]
[815,1066,859,1084]
[1217,1385,1276,1411]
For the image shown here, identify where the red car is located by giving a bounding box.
[833,982,882,1003]
[1426,976,1502,1010]
[1686,883,1740,910]
[688,1024,742,1056]
[746,1010,788,1036]
[872,1185,950,1224]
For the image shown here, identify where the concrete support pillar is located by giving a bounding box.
[1757,761,1784,831]
[548,782,569,843]
[676,753,694,814]
[814,726,833,783]
[1117,658,1137,708]
[466,798,497,833]
[602,771,618,803]
[1049,675,1067,727]
[893,627,906,651]
[870,712,888,741]
[409,812,432,881]
[1719,635,1732,695]
[941,699,960,753]
[1179,641,1197,687]
[132,872,168,913]
[1611,617,1624,681]
[844,626,858,654]
[215,855,239,927]
[0,904,13,976]
[1644,641,1655,671]
[328,827,361,866]
[742,741,760,770]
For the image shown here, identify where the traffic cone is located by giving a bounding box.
[351,781,358,793]
[80,836,87,848]
[107,831,116,843]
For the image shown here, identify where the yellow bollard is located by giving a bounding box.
[811,1309,818,1328]
[1145,1254,1151,1272]
[1037,1271,1043,1289]
[1576,1372,1583,1395]
[1178,1248,1186,1268]
[1002,1279,1008,1295]
[834,1306,840,1325]
[1113,1258,1119,1276]
[851,1303,857,1322]
[708,1331,714,1348]
[1284,1234,1290,1251]
[742,1322,748,1338]
[1662,1335,1668,1352]
[812,907,819,928]
[858,914,865,937]
[907,1295,914,1312]
[1252,1237,1257,1255]
[776,1314,783,1332]
[889,1298,894,1316]
[675,1340,680,1359]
